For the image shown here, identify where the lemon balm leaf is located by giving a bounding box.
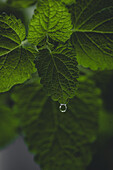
[71,0,113,70]
[0,14,37,92]
[34,45,79,103]
[11,74,103,170]
[28,0,73,46]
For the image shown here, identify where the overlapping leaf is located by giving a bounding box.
[0,14,37,92]
[11,73,103,170]
[34,44,79,103]
[28,0,73,45]
[71,0,113,70]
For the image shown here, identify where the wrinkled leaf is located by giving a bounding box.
[28,0,73,45]
[71,0,113,70]
[34,44,79,103]
[0,14,37,92]
[11,73,102,170]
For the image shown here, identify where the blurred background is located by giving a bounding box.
[0,136,40,170]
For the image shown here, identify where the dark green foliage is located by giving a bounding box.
[11,73,103,170]
[28,0,73,45]
[0,0,113,99]
[0,0,113,169]
[0,14,36,92]
[70,0,113,70]
[34,44,79,103]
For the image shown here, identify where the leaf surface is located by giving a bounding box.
[11,74,103,170]
[0,14,37,92]
[34,45,79,103]
[71,0,113,70]
[28,0,73,45]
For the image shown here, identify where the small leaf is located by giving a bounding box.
[0,14,37,92]
[28,0,73,45]
[11,74,103,170]
[70,0,113,70]
[34,45,79,103]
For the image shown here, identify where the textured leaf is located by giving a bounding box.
[34,45,79,103]
[11,73,103,170]
[0,14,37,92]
[71,0,113,70]
[28,0,73,45]
[7,0,37,8]
[0,92,19,148]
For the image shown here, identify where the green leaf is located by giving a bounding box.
[71,0,113,70]
[11,73,102,170]
[0,14,37,92]
[7,0,37,8]
[28,0,73,45]
[34,44,79,103]
[0,92,19,148]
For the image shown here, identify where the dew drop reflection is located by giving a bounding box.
[59,104,67,112]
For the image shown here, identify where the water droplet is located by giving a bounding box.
[59,104,67,112]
